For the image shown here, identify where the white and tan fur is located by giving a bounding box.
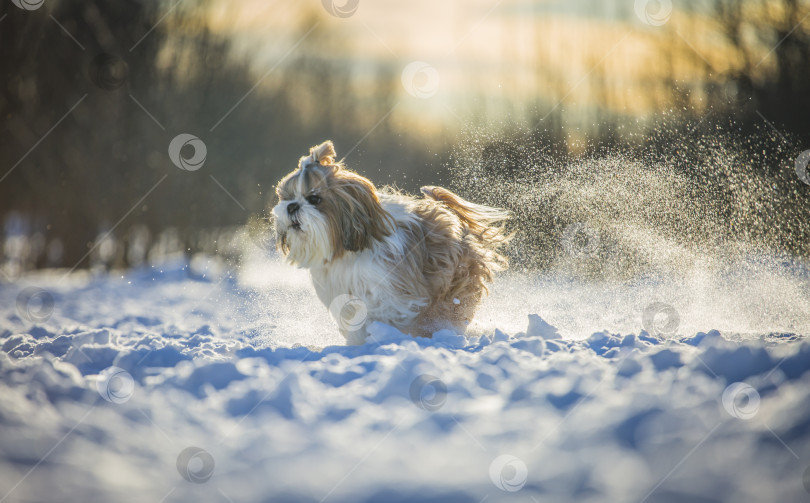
[272,140,509,344]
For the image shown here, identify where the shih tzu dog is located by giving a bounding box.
[272,140,510,344]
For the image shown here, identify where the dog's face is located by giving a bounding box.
[272,141,394,267]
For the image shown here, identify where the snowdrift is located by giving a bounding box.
[1,256,809,502]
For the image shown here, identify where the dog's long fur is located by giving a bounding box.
[272,140,509,344]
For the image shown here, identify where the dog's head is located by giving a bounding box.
[272,140,394,267]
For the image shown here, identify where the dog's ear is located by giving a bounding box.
[310,140,337,166]
[330,174,394,254]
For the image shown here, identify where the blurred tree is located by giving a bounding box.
[0,0,426,272]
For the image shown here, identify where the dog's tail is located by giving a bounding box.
[421,186,512,250]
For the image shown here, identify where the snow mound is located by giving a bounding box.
[1,256,810,502]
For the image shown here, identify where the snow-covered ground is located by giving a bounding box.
[2,249,810,503]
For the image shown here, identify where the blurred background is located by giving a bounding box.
[1,0,809,277]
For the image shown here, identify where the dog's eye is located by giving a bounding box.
[306,194,322,205]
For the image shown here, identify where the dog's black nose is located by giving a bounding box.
[287,202,300,215]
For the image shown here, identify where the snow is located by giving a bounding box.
[1,250,810,503]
